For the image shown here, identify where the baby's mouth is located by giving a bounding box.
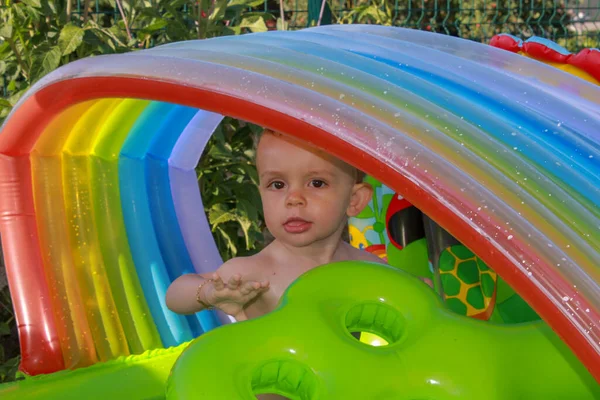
[283,217,312,233]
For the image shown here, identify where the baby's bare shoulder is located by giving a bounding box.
[218,256,255,274]
[345,243,387,265]
[357,250,388,265]
[217,253,272,279]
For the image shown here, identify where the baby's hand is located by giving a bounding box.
[200,273,269,320]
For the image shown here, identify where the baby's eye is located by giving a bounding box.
[309,179,327,188]
[268,181,285,190]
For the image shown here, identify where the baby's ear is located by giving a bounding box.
[346,182,373,217]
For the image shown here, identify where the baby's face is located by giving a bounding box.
[256,132,358,247]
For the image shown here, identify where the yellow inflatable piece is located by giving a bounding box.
[519,52,599,85]
[62,99,130,361]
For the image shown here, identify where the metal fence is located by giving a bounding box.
[74,0,599,50]
[313,0,600,51]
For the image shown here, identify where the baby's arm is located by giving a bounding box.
[165,271,213,315]
[166,258,269,320]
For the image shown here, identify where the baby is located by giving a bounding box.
[167,129,386,399]
[166,129,385,321]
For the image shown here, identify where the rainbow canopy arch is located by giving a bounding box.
[0,25,599,381]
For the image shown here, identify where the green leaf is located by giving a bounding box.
[216,226,237,258]
[239,15,268,33]
[40,0,57,16]
[20,0,41,8]
[0,356,20,383]
[237,198,258,223]
[207,142,233,160]
[140,7,162,18]
[234,213,253,249]
[276,17,288,31]
[58,24,84,56]
[209,0,229,22]
[209,204,237,227]
[138,19,169,34]
[29,44,61,83]
[22,3,42,21]
[0,23,13,40]
[227,0,265,7]
[165,21,191,42]
[11,4,23,19]
[0,322,9,336]
[235,163,259,184]
[166,0,190,10]
[0,98,12,111]
[102,25,129,48]
[8,89,27,107]
[0,41,11,57]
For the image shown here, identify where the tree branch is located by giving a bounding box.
[7,38,28,80]
[279,0,285,29]
[317,0,327,26]
[115,0,132,41]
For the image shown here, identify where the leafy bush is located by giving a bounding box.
[0,0,271,256]
[199,117,266,260]
[0,0,273,121]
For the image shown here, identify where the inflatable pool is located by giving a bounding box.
[0,25,599,398]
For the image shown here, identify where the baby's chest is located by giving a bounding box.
[257,270,304,307]
[266,268,305,296]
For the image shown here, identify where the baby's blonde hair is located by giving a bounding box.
[258,128,365,183]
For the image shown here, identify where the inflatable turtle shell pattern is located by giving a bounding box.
[349,176,539,323]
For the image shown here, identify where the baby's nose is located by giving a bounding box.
[286,191,306,206]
